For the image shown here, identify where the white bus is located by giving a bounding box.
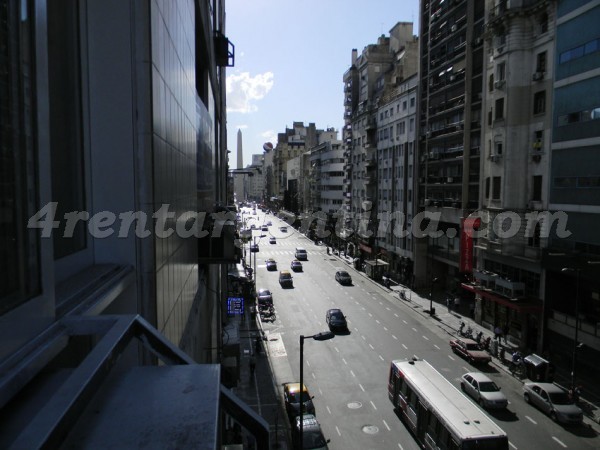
[388,359,508,450]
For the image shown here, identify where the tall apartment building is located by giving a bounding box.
[0,0,265,447]
[375,74,420,283]
[309,137,345,215]
[464,0,557,351]
[542,0,600,388]
[246,154,265,202]
[418,0,485,290]
[343,22,419,269]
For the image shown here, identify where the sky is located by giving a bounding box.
[225,0,420,169]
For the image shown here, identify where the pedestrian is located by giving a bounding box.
[446,297,452,312]
[494,325,502,341]
[453,296,460,313]
[249,355,256,378]
[503,323,509,344]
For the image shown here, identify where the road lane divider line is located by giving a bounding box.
[552,437,566,448]
[525,416,537,425]
[369,344,375,349]
[508,442,517,450]
[326,405,331,415]
[394,313,399,318]
[361,335,366,340]
[392,335,398,340]
[306,360,311,367]
[311,372,315,379]
[375,319,380,324]
[412,327,417,332]
[448,355,455,361]
[336,426,341,436]
[422,336,429,341]
[382,419,390,431]
[402,344,408,350]
[379,355,384,361]
[383,326,388,331]
[334,347,339,353]
[350,370,356,377]
[434,344,440,350]
[368,313,373,317]
[370,400,377,410]
[359,384,365,392]
[342,358,347,365]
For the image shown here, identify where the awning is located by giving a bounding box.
[461,283,543,313]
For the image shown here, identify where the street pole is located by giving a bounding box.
[299,335,305,450]
[572,268,580,392]
[429,277,438,316]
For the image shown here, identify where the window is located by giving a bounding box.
[495,98,504,120]
[485,177,490,198]
[489,74,494,92]
[410,97,415,107]
[495,142,503,155]
[533,91,546,114]
[532,176,542,201]
[497,62,506,81]
[536,51,547,73]
[1,0,42,312]
[540,13,548,33]
[409,118,415,131]
[403,101,407,110]
[492,177,501,200]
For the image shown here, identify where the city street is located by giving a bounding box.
[247,209,599,450]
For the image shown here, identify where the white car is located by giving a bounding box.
[460,372,507,409]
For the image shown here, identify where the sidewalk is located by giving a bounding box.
[231,312,290,449]
[331,252,600,427]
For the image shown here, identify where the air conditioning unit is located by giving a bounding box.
[490,155,501,163]
[451,24,457,32]
[532,72,544,81]
[447,177,454,183]
[494,80,505,89]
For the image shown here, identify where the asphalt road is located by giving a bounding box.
[248,208,599,450]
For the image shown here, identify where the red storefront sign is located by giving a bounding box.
[459,216,481,273]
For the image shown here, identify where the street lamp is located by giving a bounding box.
[299,331,334,449]
[429,277,438,316]
[561,267,581,392]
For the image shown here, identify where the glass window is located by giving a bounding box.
[555,177,577,188]
[533,91,546,115]
[537,51,547,72]
[532,176,542,201]
[495,98,504,120]
[584,39,598,55]
[492,177,501,200]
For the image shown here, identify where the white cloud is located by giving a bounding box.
[260,130,277,146]
[226,71,274,113]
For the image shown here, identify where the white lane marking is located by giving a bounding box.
[383,419,390,431]
[359,384,365,392]
[355,301,359,304]
[368,313,373,317]
[386,307,391,311]
[334,347,339,353]
[448,355,455,361]
[525,415,537,425]
[354,327,359,332]
[412,327,417,332]
[402,344,408,350]
[350,296,354,300]
[463,366,470,372]
[434,344,440,350]
[398,443,404,450]
[423,336,429,341]
[342,358,348,365]
[370,400,377,410]
[375,319,380,324]
[306,360,311,367]
[326,405,332,414]
[384,326,388,331]
[361,307,366,311]
[392,335,398,340]
[509,442,517,450]
[552,437,566,448]
[336,426,341,436]
[350,370,356,377]
[379,355,384,361]
[394,313,399,318]
[361,335,366,340]
[369,344,375,350]
[319,388,323,395]
[402,320,407,324]
[311,372,316,379]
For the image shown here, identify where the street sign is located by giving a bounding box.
[227,297,245,316]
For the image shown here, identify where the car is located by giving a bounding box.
[250,243,259,253]
[266,221,272,226]
[290,259,303,271]
[283,383,315,421]
[460,372,508,409]
[256,289,273,305]
[292,414,330,450]
[325,308,347,331]
[261,225,268,231]
[279,270,293,288]
[523,382,583,425]
[249,224,256,230]
[334,269,352,285]
[449,337,491,364]
[269,237,277,244]
[280,226,288,232]
[295,247,308,260]
[266,258,277,271]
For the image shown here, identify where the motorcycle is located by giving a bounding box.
[510,351,525,377]
[481,336,492,352]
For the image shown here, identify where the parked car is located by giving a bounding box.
[325,308,348,332]
[334,269,352,285]
[256,289,273,305]
[283,383,315,420]
[290,260,303,271]
[279,270,293,288]
[523,382,583,425]
[295,247,308,260]
[460,372,508,409]
[266,221,272,226]
[269,237,277,244]
[292,414,330,450]
[261,225,268,231]
[280,226,288,232]
[266,258,277,271]
[250,243,259,253]
[449,337,491,364]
